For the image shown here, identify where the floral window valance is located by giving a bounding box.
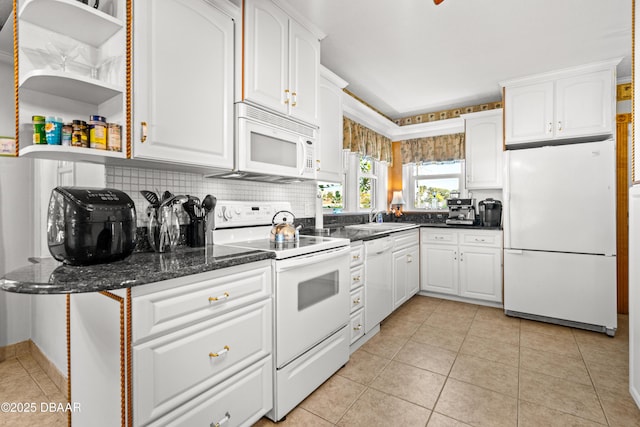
[343,117,393,163]
[400,133,465,164]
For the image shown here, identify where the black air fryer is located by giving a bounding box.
[47,187,137,265]
[478,198,502,227]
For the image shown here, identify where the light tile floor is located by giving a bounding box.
[255,295,640,427]
[0,354,67,426]
[0,295,638,426]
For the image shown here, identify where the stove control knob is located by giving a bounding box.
[223,206,233,220]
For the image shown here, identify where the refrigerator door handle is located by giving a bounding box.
[504,249,523,255]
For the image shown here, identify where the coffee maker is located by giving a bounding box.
[478,198,502,227]
[445,198,476,225]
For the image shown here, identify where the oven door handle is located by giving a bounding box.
[275,246,350,272]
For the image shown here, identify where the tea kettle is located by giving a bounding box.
[270,210,300,242]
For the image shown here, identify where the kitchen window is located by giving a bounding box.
[342,152,388,212]
[319,182,344,210]
[403,161,465,210]
[358,157,376,210]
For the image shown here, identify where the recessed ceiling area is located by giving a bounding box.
[281,0,632,120]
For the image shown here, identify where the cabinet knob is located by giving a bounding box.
[558,121,563,132]
[353,297,361,305]
[212,411,231,427]
[353,324,362,331]
[209,345,230,358]
[407,255,413,263]
[208,292,230,303]
[140,122,147,143]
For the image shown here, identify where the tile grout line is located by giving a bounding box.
[572,327,612,427]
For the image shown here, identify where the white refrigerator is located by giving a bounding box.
[503,139,617,336]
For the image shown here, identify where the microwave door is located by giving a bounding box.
[239,120,302,178]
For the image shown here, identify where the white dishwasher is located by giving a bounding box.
[364,236,393,333]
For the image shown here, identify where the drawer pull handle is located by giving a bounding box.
[211,411,231,427]
[353,324,362,331]
[353,297,361,305]
[474,238,486,242]
[209,345,230,358]
[407,255,413,263]
[352,275,361,282]
[352,254,360,260]
[208,292,230,303]
[140,121,147,143]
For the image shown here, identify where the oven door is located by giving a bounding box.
[238,118,312,179]
[275,246,350,368]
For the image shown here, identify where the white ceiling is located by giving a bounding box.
[280,0,632,120]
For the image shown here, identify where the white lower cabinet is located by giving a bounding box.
[70,260,273,427]
[349,242,365,344]
[392,230,420,309]
[134,299,271,425]
[148,356,272,427]
[421,228,502,304]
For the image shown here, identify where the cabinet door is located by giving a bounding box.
[406,245,420,298]
[465,111,503,189]
[392,249,408,310]
[288,19,320,125]
[420,244,458,295]
[317,75,344,182]
[459,245,502,302]
[133,0,234,169]
[555,70,613,139]
[504,82,554,145]
[244,0,289,115]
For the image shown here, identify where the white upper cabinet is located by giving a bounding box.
[133,0,235,170]
[16,0,128,161]
[463,109,503,189]
[317,66,348,182]
[244,0,320,126]
[502,60,617,146]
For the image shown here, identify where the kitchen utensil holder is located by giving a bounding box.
[187,218,205,248]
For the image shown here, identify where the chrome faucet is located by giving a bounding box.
[369,209,382,223]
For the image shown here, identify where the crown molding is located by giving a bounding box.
[500,58,622,88]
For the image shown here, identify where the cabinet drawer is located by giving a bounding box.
[132,263,271,343]
[350,244,364,267]
[350,265,364,290]
[460,231,502,247]
[393,230,419,251]
[350,308,365,344]
[421,228,458,244]
[147,356,272,427]
[350,286,364,313]
[133,299,272,426]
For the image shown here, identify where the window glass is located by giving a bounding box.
[318,182,343,209]
[409,161,464,210]
[359,157,375,210]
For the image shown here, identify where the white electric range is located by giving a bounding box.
[213,201,350,421]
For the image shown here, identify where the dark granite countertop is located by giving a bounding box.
[419,223,503,231]
[302,222,501,242]
[301,223,421,242]
[0,245,275,295]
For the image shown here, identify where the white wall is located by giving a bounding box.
[0,54,32,349]
[0,157,33,347]
[630,3,640,409]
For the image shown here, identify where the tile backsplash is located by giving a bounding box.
[106,166,317,225]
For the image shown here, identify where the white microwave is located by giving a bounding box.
[234,103,317,182]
